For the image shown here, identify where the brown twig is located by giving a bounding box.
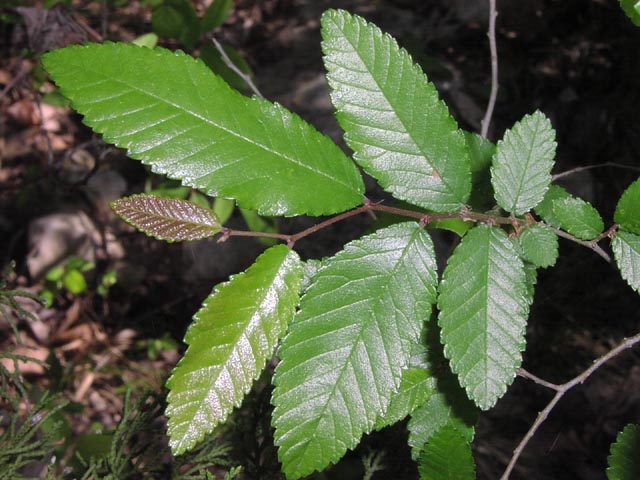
[503,332,640,479]
[481,0,499,139]
[552,162,640,181]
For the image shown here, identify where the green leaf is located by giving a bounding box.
[42,43,364,217]
[612,230,640,294]
[152,0,200,48]
[534,184,572,227]
[212,197,235,225]
[321,9,471,212]
[239,208,278,246]
[63,269,87,295]
[418,425,476,480]
[166,245,302,454]
[438,224,529,410]
[615,178,640,235]
[464,131,495,174]
[607,423,640,480]
[200,43,254,91]
[491,110,557,215]
[201,0,233,31]
[272,222,438,479]
[407,375,477,461]
[131,32,159,49]
[619,0,640,26]
[552,196,604,240]
[518,224,558,268]
[111,194,221,242]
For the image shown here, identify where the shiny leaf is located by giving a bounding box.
[321,9,471,212]
[552,196,604,240]
[111,194,221,242]
[42,43,364,216]
[613,230,640,294]
[607,423,640,480]
[166,245,302,454]
[491,110,557,215]
[438,225,530,410]
[272,222,438,479]
[615,178,640,235]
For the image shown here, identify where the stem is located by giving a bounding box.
[549,226,612,263]
[552,162,640,181]
[210,36,263,98]
[481,0,499,139]
[502,333,640,479]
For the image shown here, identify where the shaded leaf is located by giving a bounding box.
[534,184,572,227]
[42,43,364,217]
[200,43,253,91]
[607,423,640,480]
[438,225,529,410]
[612,230,640,294]
[418,425,476,480]
[614,178,640,235]
[201,0,232,31]
[111,194,221,242]
[166,245,302,454]
[519,224,558,268]
[491,110,557,215]
[619,0,640,26]
[152,0,200,48]
[552,196,604,240]
[272,223,438,479]
[321,9,471,212]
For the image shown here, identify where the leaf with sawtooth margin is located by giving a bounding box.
[272,222,438,479]
[607,423,640,480]
[491,110,557,215]
[321,9,471,212]
[42,43,364,217]
[615,178,640,235]
[418,425,476,480]
[111,194,220,242]
[613,230,640,294]
[552,196,604,240]
[166,245,302,454]
[438,224,530,410]
[518,224,558,269]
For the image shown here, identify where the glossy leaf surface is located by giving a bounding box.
[607,423,640,480]
[418,425,476,480]
[111,194,220,242]
[519,224,558,268]
[166,245,302,454]
[615,178,640,235]
[438,225,529,410]
[321,9,470,212]
[613,231,640,294]
[42,43,364,216]
[491,111,556,215]
[552,196,604,240]
[272,222,438,479]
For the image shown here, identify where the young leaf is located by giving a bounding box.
[407,376,477,461]
[491,110,557,215]
[166,245,302,454]
[614,178,640,235]
[272,222,438,479]
[612,230,640,294]
[111,194,221,242]
[438,224,529,410]
[518,224,559,268]
[552,196,604,240]
[534,184,572,227]
[418,425,476,480]
[607,423,640,480]
[321,9,471,212]
[42,43,364,217]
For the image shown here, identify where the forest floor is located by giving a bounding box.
[1,0,640,479]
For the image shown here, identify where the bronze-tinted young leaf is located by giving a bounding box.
[111,194,220,242]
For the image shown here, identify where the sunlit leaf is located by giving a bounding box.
[438,224,529,410]
[111,194,221,242]
[166,245,302,454]
[272,222,438,479]
[491,110,557,215]
[612,230,640,294]
[42,43,364,217]
[321,9,471,212]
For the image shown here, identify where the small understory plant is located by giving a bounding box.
[42,7,640,479]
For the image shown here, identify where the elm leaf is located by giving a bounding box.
[111,194,221,242]
[613,230,640,294]
[607,423,640,480]
[614,178,640,235]
[272,222,438,479]
[552,196,604,240]
[166,245,302,454]
[438,224,530,410]
[321,9,471,212]
[418,425,476,480]
[518,224,559,268]
[42,43,364,217]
